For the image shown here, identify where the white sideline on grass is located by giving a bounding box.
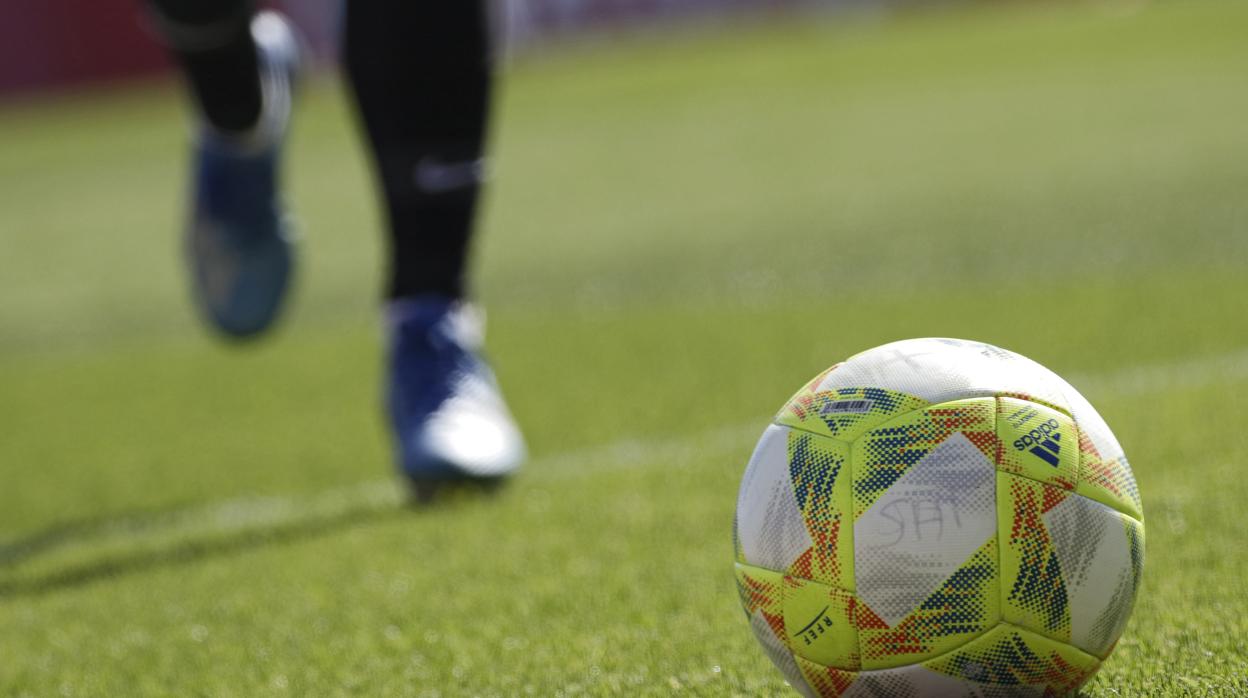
[2,346,1246,582]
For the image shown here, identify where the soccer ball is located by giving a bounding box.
[734,338,1143,697]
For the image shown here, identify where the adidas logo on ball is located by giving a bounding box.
[1012,417,1063,467]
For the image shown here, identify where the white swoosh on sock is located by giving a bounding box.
[414,157,485,194]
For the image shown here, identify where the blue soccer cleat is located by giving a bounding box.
[386,297,526,498]
[186,11,301,339]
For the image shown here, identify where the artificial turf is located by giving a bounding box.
[1,0,1246,694]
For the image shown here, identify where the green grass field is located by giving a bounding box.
[2,1,1247,694]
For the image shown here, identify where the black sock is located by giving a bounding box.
[148,0,263,134]
[343,1,494,301]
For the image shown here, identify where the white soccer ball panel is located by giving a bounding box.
[843,665,1045,698]
[817,338,1071,411]
[854,432,998,626]
[736,424,813,571]
[1043,494,1143,657]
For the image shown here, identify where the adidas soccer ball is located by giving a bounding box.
[734,338,1143,697]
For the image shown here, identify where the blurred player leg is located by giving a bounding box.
[147,0,262,133]
[344,2,525,495]
[149,0,300,338]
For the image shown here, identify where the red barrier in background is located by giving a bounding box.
[0,0,818,98]
[0,0,170,97]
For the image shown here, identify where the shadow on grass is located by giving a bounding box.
[0,502,203,569]
[0,479,504,599]
[0,504,402,598]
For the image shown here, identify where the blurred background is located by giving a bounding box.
[0,0,849,95]
[1,0,1245,694]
